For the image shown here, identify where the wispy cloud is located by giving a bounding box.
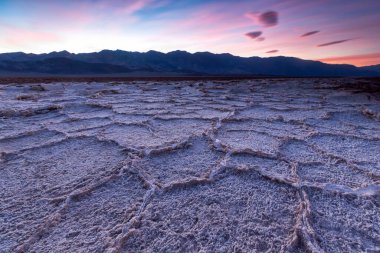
[116,0,153,15]
[317,39,352,47]
[0,23,60,46]
[301,30,319,37]
[266,50,278,53]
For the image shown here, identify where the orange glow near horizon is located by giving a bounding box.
[318,52,380,67]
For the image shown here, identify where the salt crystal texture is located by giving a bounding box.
[0,78,379,252]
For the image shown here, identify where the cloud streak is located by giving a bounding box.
[301,30,319,37]
[317,39,352,47]
[266,50,278,53]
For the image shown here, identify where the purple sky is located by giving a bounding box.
[1,0,379,66]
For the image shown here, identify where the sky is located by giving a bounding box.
[0,0,380,66]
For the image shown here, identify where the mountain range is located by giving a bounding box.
[0,50,379,77]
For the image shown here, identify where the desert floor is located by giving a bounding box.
[0,78,379,252]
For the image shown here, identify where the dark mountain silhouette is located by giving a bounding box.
[0,50,378,76]
[360,64,380,75]
[0,57,133,75]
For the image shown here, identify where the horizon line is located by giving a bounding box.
[1,49,378,68]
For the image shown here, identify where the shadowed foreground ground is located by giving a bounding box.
[0,78,379,252]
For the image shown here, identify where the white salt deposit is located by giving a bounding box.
[0,78,379,252]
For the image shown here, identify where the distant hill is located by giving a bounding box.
[0,50,378,77]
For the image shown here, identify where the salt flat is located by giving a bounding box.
[0,78,379,252]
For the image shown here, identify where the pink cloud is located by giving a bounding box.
[158,4,251,45]
[23,0,155,32]
[246,11,279,27]
[0,23,60,46]
[176,6,248,33]
[6,31,59,45]
[245,31,262,39]
[116,0,152,15]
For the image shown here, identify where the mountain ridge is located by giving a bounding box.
[0,50,379,77]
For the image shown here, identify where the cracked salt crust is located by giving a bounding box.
[0,78,379,252]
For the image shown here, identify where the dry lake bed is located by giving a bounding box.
[0,78,379,252]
